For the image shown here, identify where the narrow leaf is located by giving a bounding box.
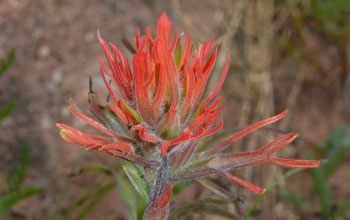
[137,196,147,220]
[245,168,304,217]
[0,101,16,123]
[75,183,114,220]
[5,143,29,194]
[198,178,235,200]
[278,191,304,209]
[311,165,332,218]
[0,187,43,218]
[109,166,137,220]
[0,48,15,76]
[122,160,149,202]
[50,151,85,220]
[58,180,104,220]
[333,201,350,219]
[169,198,237,220]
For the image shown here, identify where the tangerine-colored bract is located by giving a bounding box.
[57,12,320,220]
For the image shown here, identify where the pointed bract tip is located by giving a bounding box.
[157,11,172,29]
[280,109,288,116]
[97,29,104,44]
[160,12,169,20]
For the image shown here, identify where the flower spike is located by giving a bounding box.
[57,12,320,220]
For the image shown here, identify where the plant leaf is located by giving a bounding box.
[50,151,85,220]
[0,48,15,76]
[58,180,105,220]
[122,160,149,202]
[198,178,235,200]
[311,163,332,218]
[137,196,147,220]
[245,168,304,217]
[109,166,137,220]
[278,191,304,209]
[75,182,114,220]
[4,143,29,195]
[333,201,350,219]
[71,164,121,177]
[0,187,43,218]
[169,198,237,220]
[0,101,16,123]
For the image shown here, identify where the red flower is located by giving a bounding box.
[57,12,320,219]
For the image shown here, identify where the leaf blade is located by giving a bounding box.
[0,101,16,123]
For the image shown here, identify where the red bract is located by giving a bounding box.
[57,12,320,220]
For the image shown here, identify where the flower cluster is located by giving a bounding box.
[57,12,320,220]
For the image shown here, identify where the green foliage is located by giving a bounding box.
[0,48,15,76]
[121,160,149,202]
[0,101,16,123]
[136,195,147,220]
[245,168,304,217]
[310,127,350,219]
[302,0,350,37]
[198,178,235,200]
[0,187,44,218]
[169,197,237,220]
[109,165,138,220]
[278,191,304,210]
[50,151,85,220]
[310,0,350,20]
[321,127,350,152]
[53,159,149,220]
[74,183,114,220]
[0,48,16,123]
[58,181,104,220]
[5,144,30,194]
[0,48,42,219]
[0,144,44,219]
[270,127,350,219]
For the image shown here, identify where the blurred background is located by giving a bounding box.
[0,0,350,219]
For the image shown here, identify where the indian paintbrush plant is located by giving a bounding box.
[57,12,320,220]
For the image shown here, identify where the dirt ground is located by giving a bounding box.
[0,0,349,219]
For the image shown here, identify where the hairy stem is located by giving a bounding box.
[143,156,173,220]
